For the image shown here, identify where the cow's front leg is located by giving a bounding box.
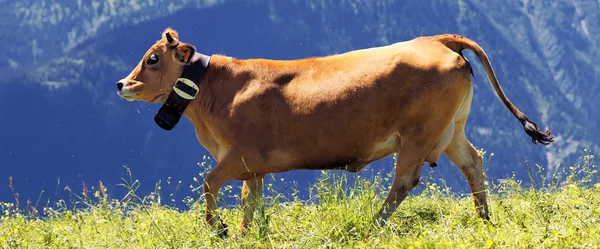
[203,170,228,238]
[203,152,248,238]
[239,174,265,234]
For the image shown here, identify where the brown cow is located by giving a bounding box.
[116,28,553,237]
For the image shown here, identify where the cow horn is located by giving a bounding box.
[165,32,179,47]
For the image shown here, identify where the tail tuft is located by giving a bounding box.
[521,118,554,145]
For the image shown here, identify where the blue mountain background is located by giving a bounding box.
[1,0,599,209]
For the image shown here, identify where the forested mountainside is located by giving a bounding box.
[1,0,598,205]
[0,0,225,79]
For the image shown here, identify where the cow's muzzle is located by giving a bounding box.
[116,80,139,102]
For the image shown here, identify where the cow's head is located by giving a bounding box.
[116,28,196,103]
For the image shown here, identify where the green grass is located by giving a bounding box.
[1,152,600,249]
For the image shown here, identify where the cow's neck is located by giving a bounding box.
[182,55,239,119]
[182,55,246,159]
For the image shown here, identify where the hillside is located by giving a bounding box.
[1,0,599,206]
[1,173,599,248]
[0,0,224,79]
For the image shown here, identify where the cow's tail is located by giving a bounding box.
[434,34,554,145]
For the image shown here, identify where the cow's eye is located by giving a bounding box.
[146,53,159,65]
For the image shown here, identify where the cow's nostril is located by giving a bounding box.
[117,82,124,91]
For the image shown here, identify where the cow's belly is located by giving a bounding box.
[262,122,458,174]
[262,133,400,173]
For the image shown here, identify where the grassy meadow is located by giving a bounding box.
[1,151,599,249]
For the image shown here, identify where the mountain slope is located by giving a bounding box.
[1,0,598,205]
[0,0,225,80]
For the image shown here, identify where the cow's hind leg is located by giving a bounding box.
[445,127,489,220]
[375,144,427,225]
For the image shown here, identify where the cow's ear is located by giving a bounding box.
[173,43,196,64]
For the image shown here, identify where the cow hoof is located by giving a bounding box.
[218,221,229,239]
[373,216,389,228]
[429,162,437,168]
